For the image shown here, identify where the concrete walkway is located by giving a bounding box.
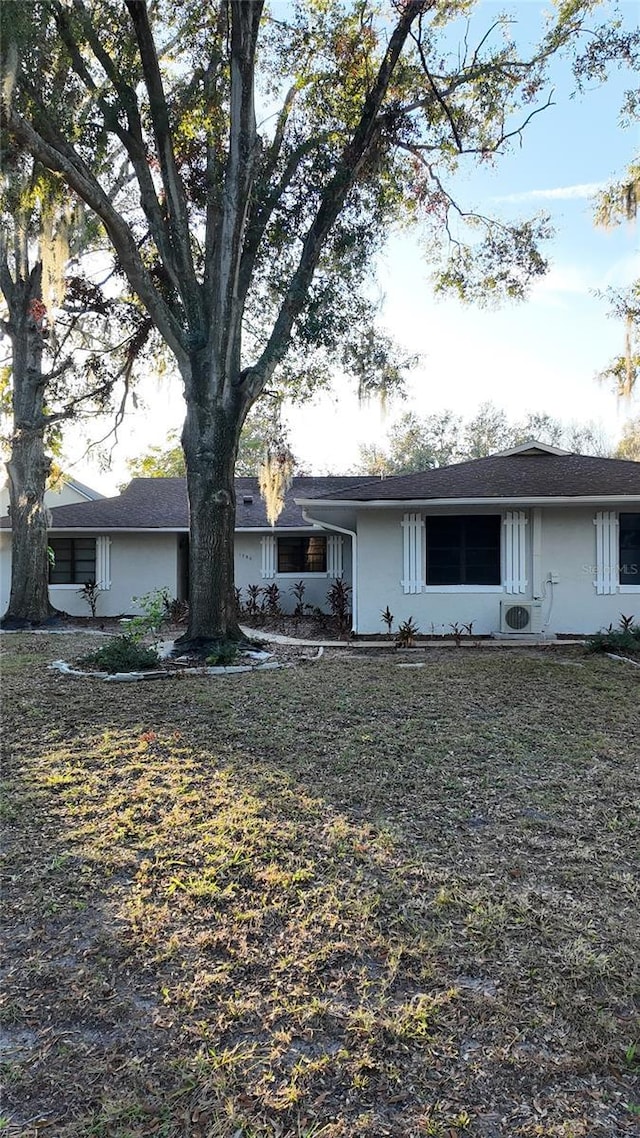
[241,626,586,649]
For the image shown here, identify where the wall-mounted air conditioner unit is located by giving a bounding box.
[500,600,543,634]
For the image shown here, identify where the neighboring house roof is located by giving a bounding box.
[296,452,640,503]
[0,476,375,532]
[62,477,107,501]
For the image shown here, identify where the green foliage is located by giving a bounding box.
[356,403,613,474]
[128,588,172,642]
[205,643,240,668]
[586,615,640,657]
[616,417,640,461]
[124,406,303,484]
[79,635,160,673]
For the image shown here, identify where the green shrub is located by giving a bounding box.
[586,616,640,657]
[80,635,160,673]
[206,642,240,667]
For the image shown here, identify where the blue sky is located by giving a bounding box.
[70,0,639,490]
[281,0,639,474]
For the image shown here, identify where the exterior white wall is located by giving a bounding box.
[0,531,11,615]
[49,533,180,617]
[354,506,640,636]
[539,507,640,634]
[234,531,353,614]
[0,532,180,618]
[0,529,351,619]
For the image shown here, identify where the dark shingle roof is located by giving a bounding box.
[0,477,373,531]
[296,453,640,502]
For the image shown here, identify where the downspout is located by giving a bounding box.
[301,509,359,634]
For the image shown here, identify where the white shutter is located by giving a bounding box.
[401,512,423,594]
[594,512,618,595]
[326,534,343,577]
[261,534,276,579]
[503,511,528,594]
[95,536,111,590]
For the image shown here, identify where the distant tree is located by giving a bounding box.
[355,403,613,474]
[125,404,300,484]
[616,416,640,460]
[511,412,566,447]
[357,410,462,475]
[461,402,512,459]
[124,433,184,482]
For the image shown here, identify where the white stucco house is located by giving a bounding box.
[1,443,639,636]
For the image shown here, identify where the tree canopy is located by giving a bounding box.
[2,0,636,643]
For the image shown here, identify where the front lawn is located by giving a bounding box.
[1,635,638,1137]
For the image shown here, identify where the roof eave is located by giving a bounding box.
[294,494,640,508]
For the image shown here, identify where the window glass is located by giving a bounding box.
[49,537,96,584]
[620,513,640,586]
[277,535,327,574]
[426,516,500,586]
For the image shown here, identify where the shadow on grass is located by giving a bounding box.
[1,634,639,1137]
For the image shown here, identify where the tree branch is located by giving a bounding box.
[211,0,264,388]
[53,0,181,293]
[125,0,205,333]
[2,105,188,368]
[248,1,429,399]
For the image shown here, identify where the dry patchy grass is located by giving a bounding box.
[1,634,639,1138]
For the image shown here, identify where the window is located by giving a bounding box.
[620,513,640,585]
[425,515,501,586]
[277,535,327,574]
[49,537,96,584]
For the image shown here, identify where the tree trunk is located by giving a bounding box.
[1,271,61,628]
[2,432,58,627]
[177,375,245,649]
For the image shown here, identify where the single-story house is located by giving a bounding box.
[1,443,639,636]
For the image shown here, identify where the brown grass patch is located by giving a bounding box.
[1,633,638,1137]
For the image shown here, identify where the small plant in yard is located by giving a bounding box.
[234,586,243,616]
[396,616,419,647]
[290,579,306,621]
[206,642,239,667]
[381,605,394,636]
[245,584,263,621]
[586,614,640,657]
[262,583,283,619]
[327,577,351,635]
[449,620,475,646]
[162,593,189,624]
[78,580,101,618]
[129,587,172,640]
[79,635,160,673]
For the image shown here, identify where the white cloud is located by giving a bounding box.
[495,182,604,204]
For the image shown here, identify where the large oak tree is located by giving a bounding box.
[2,0,634,645]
